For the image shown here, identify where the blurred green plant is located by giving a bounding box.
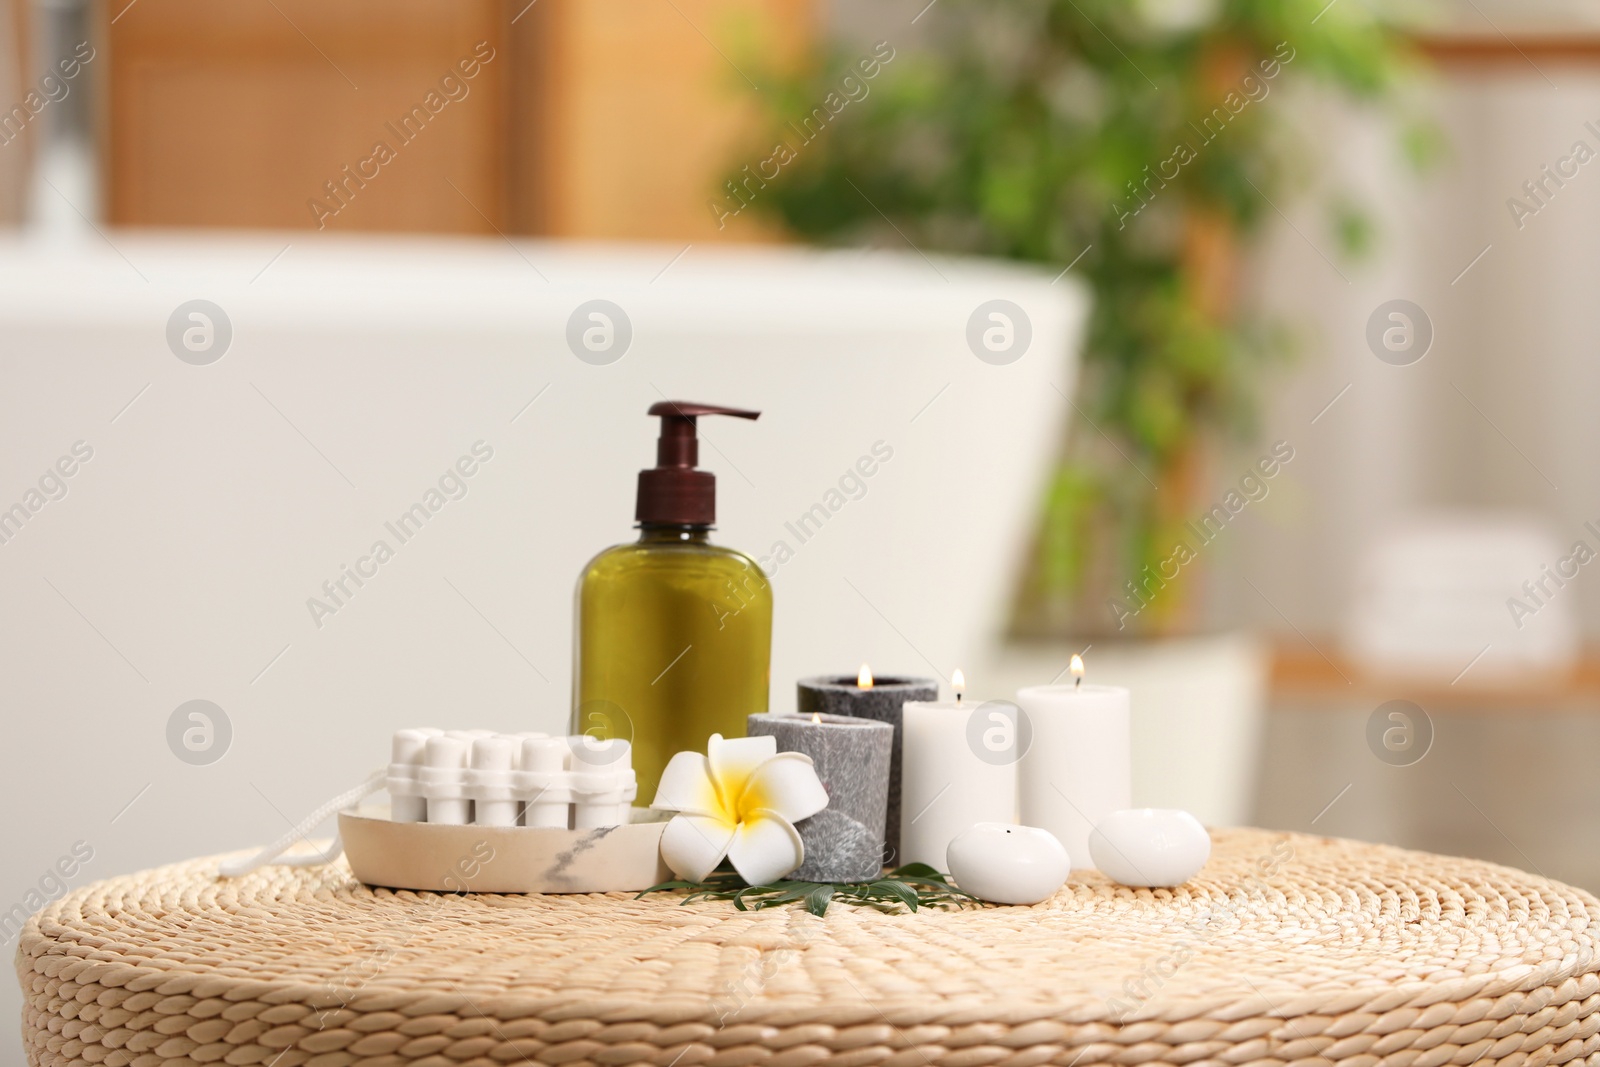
[732,0,1427,636]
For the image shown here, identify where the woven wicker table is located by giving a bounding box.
[17,828,1600,1067]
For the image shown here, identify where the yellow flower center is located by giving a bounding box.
[710,763,771,827]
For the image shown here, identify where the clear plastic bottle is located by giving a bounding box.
[571,403,772,803]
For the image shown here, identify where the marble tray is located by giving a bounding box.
[339,809,671,894]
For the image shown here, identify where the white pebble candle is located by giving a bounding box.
[1015,656,1131,871]
[899,671,1019,870]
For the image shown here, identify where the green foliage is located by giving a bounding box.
[638,863,984,916]
[736,0,1419,634]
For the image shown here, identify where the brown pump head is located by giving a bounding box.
[636,400,760,525]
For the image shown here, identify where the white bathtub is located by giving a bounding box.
[0,233,1085,1008]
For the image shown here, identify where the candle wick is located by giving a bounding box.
[1075,676,1081,690]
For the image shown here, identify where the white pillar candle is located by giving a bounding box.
[470,736,519,827]
[899,675,1019,870]
[1016,661,1131,871]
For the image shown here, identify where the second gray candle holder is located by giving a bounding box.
[796,673,938,866]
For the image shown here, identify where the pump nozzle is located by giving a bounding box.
[637,401,760,525]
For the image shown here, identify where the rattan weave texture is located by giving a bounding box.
[17,828,1600,1067]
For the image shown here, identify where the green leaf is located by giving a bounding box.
[891,863,943,879]
[636,865,984,915]
[873,880,921,912]
[804,884,836,917]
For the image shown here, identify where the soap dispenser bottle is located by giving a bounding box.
[572,401,773,803]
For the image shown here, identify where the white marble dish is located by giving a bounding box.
[340,807,671,894]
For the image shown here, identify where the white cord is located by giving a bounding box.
[218,768,387,878]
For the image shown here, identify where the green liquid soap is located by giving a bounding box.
[571,402,772,804]
[574,525,772,803]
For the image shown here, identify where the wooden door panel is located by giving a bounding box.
[103,0,810,237]
[521,0,810,241]
[106,0,506,231]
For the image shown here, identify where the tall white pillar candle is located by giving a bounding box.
[1016,673,1131,871]
[899,690,1019,870]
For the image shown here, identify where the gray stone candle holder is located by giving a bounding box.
[747,712,894,882]
[796,674,938,866]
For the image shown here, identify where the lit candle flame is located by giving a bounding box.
[1071,653,1084,688]
[952,667,965,703]
[858,663,874,689]
[812,711,822,724]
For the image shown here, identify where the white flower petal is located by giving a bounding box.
[727,809,805,886]
[741,752,829,824]
[707,733,777,808]
[651,751,721,816]
[659,814,736,882]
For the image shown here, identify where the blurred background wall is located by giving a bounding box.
[1236,44,1600,896]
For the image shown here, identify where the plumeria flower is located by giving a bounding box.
[652,733,829,885]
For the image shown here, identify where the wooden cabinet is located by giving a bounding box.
[102,0,809,237]
[510,0,807,240]
[105,0,507,231]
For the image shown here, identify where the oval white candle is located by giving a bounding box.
[1089,808,1210,887]
[899,681,1018,870]
[946,822,1070,905]
[1016,667,1130,872]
